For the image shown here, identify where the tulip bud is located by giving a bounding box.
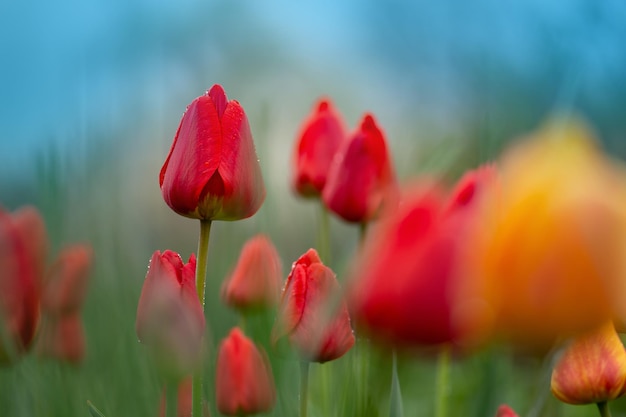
[551,322,626,405]
[292,99,347,197]
[36,244,93,364]
[322,113,397,223]
[136,250,205,378]
[221,234,282,311]
[273,249,355,363]
[0,206,47,364]
[216,327,275,416]
[495,404,519,417]
[160,84,266,221]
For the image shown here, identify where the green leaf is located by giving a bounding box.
[87,401,106,417]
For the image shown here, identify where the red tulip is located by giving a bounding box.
[0,206,47,363]
[37,244,93,363]
[272,249,355,363]
[292,99,346,197]
[221,234,282,311]
[160,84,266,221]
[136,250,205,378]
[159,377,210,417]
[322,113,396,223]
[349,167,496,348]
[216,327,276,416]
[495,405,519,417]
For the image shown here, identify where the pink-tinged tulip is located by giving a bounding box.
[160,84,266,221]
[322,113,396,223]
[0,206,47,363]
[221,234,282,311]
[136,250,205,378]
[495,405,519,417]
[216,327,275,416]
[292,99,347,197]
[463,120,626,350]
[551,322,626,405]
[159,378,210,417]
[273,249,355,362]
[349,167,497,349]
[37,245,92,363]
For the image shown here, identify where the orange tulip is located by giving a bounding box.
[323,114,396,223]
[292,99,346,197]
[37,244,93,364]
[136,250,205,378]
[463,120,626,350]
[272,249,355,362]
[0,206,47,363]
[160,84,266,221]
[216,327,275,416]
[221,234,282,311]
[551,322,626,405]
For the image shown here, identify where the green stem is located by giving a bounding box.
[318,203,331,264]
[597,402,612,417]
[389,350,404,417]
[359,222,368,245]
[193,219,212,417]
[435,345,451,417]
[166,381,178,417]
[300,361,310,417]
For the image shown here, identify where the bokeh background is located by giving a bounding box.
[1,1,626,416]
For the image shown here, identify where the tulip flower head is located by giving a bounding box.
[292,98,347,197]
[136,250,205,378]
[160,84,266,221]
[551,322,626,405]
[216,327,276,416]
[322,113,396,223]
[272,249,355,363]
[0,206,47,364]
[349,167,496,349]
[495,405,519,417]
[37,244,93,364]
[221,234,282,311]
[464,120,626,350]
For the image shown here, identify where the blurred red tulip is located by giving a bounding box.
[136,250,205,378]
[322,113,396,223]
[292,99,346,197]
[495,404,519,417]
[0,206,47,364]
[160,84,266,221]
[159,377,210,417]
[216,327,275,416]
[221,234,282,311]
[551,322,626,405]
[272,249,355,363]
[349,167,496,349]
[37,244,93,363]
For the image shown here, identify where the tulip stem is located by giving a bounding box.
[435,345,451,417]
[300,361,310,417]
[318,203,331,265]
[166,380,178,417]
[389,350,404,417]
[195,219,212,306]
[597,402,612,417]
[193,219,212,417]
[359,222,368,245]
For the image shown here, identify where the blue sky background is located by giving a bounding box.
[2,0,626,186]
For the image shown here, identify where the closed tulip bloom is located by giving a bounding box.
[292,99,346,197]
[160,84,266,221]
[495,405,519,417]
[273,249,355,363]
[349,168,496,349]
[551,322,626,404]
[216,327,275,416]
[221,234,282,311]
[37,244,93,363]
[322,113,396,223]
[464,120,626,350]
[0,206,47,363]
[136,250,205,378]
